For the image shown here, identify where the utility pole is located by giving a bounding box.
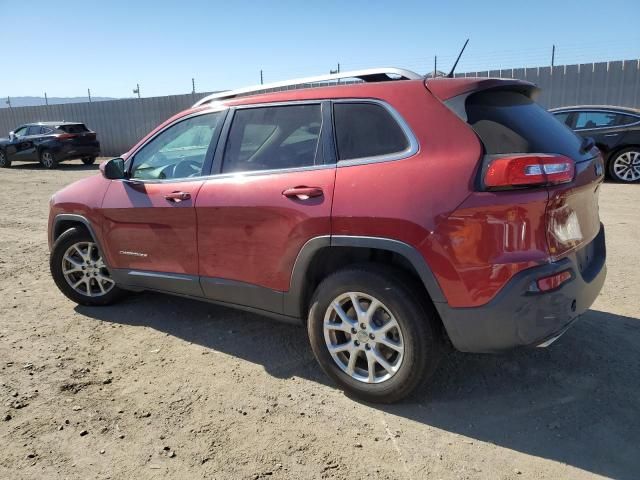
[434,55,437,77]
[260,70,264,85]
[551,45,556,69]
[5,96,10,108]
[88,88,92,103]
[192,77,196,94]
[44,92,49,106]
[133,83,141,98]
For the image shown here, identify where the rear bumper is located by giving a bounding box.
[437,224,607,353]
[52,142,100,160]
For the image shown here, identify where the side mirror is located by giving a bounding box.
[8,131,15,141]
[100,157,126,179]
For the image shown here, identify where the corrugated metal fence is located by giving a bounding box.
[0,92,214,156]
[1,59,639,156]
[455,59,640,109]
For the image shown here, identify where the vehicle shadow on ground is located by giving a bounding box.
[77,295,640,479]
[9,162,100,171]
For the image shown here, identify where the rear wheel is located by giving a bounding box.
[81,156,96,165]
[40,150,58,169]
[0,150,10,168]
[50,227,124,306]
[307,266,442,403]
[609,148,640,183]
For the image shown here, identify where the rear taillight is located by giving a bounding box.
[56,133,77,140]
[484,154,575,189]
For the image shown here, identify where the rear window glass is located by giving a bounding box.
[58,124,89,134]
[333,103,409,161]
[465,91,590,161]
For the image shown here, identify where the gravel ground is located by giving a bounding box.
[0,159,638,480]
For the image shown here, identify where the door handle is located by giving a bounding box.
[164,191,191,202]
[282,186,323,200]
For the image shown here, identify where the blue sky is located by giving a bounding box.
[1,0,639,98]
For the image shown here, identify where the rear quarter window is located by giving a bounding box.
[333,102,409,161]
[465,90,590,162]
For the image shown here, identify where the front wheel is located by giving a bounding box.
[40,150,58,169]
[0,150,10,168]
[50,227,124,306]
[307,266,442,403]
[81,156,96,165]
[609,148,640,183]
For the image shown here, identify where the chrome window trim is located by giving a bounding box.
[552,108,640,130]
[124,163,336,185]
[332,99,420,167]
[120,98,419,184]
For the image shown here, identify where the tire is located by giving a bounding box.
[608,147,640,183]
[81,156,96,165]
[307,265,442,403]
[39,149,58,169]
[50,227,124,306]
[0,150,10,168]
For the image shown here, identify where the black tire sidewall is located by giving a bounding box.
[0,150,10,168]
[608,148,640,183]
[308,266,440,403]
[50,227,123,306]
[82,157,96,165]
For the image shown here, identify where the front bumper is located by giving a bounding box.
[437,224,607,353]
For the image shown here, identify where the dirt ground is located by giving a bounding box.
[0,159,638,480]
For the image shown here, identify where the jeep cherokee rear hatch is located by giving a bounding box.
[430,79,604,262]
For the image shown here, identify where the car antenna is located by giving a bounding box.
[446,39,470,78]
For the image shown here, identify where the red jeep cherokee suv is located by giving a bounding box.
[48,68,606,403]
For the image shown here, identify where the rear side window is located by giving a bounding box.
[333,103,409,160]
[617,114,640,126]
[574,111,617,129]
[222,104,322,173]
[26,126,42,135]
[465,90,589,161]
[59,124,89,134]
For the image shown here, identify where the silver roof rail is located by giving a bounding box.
[192,67,423,107]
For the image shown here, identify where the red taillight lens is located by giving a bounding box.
[484,154,575,188]
[536,270,572,292]
[56,133,77,140]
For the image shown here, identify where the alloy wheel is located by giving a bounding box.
[41,151,54,168]
[612,150,640,182]
[61,241,115,297]
[323,292,404,384]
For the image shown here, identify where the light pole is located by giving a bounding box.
[133,84,141,98]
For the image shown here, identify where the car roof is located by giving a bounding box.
[22,121,85,127]
[549,105,640,115]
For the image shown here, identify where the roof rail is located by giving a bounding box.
[192,67,423,107]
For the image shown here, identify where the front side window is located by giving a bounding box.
[574,111,617,129]
[333,102,409,161]
[27,126,42,135]
[130,112,223,180]
[222,104,322,173]
[13,126,28,137]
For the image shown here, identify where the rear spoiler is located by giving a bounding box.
[425,77,537,102]
[426,77,539,122]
